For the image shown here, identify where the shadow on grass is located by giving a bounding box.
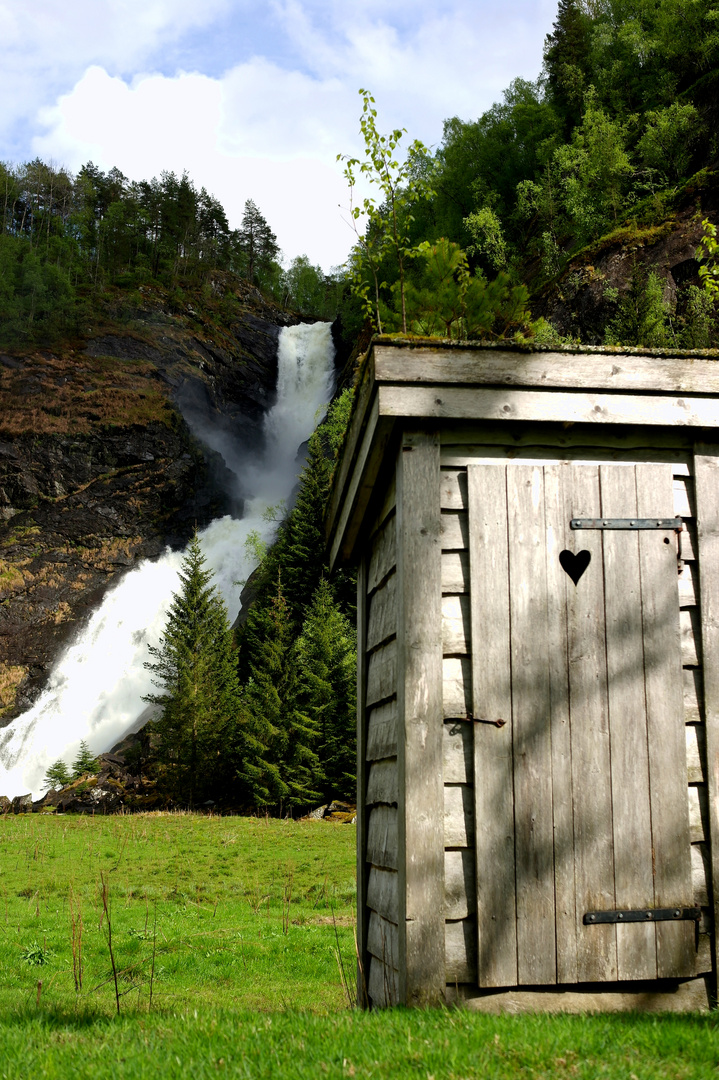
[3,1002,718,1032]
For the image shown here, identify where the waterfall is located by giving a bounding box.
[0,321,336,800]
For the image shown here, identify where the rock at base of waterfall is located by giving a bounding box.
[304,800,357,823]
[30,751,163,815]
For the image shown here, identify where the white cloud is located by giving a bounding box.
[32,66,359,269]
[0,0,232,61]
[21,1,558,269]
[0,0,232,147]
[269,0,557,134]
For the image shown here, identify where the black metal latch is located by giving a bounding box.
[584,907,700,925]
[571,517,683,531]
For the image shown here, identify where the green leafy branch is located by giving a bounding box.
[697,218,719,297]
[337,89,435,333]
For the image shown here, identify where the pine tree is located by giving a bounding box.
[544,0,592,132]
[236,389,355,683]
[293,579,356,802]
[43,758,72,790]
[233,199,280,286]
[143,532,254,806]
[234,392,357,809]
[240,578,319,807]
[72,740,99,778]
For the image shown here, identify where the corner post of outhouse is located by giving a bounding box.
[695,443,719,1003]
[396,426,445,1005]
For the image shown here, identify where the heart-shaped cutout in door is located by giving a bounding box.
[559,549,591,586]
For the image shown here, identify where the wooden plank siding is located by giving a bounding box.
[367,700,398,761]
[544,465,578,983]
[368,911,399,969]
[367,805,398,870]
[673,458,712,974]
[637,466,695,977]
[373,345,719,395]
[367,954,399,1007]
[366,642,397,708]
[468,465,517,987]
[363,482,399,1008]
[508,466,557,986]
[379,384,719,429]
[328,396,395,569]
[356,555,370,1006]
[366,575,397,653]
[432,449,710,994]
[325,341,705,576]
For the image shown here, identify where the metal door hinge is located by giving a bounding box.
[584,907,700,924]
[571,517,682,531]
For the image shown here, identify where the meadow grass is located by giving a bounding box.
[0,813,718,1079]
[0,813,356,1016]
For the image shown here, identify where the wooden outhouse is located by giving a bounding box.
[326,339,719,1012]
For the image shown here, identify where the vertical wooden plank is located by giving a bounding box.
[694,445,719,993]
[396,428,444,1006]
[468,464,518,988]
[599,465,657,980]
[356,555,370,1006]
[366,642,397,706]
[443,721,473,783]
[506,465,556,984]
[367,513,397,592]
[564,464,618,982]
[367,701,398,761]
[543,465,577,984]
[637,463,695,978]
[367,955,399,1007]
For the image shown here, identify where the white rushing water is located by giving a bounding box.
[0,321,335,800]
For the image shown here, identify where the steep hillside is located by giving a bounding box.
[533,169,719,343]
[336,2,719,349]
[0,273,302,722]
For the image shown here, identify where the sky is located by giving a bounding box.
[1,0,558,270]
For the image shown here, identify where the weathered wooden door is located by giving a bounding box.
[469,462,694,987]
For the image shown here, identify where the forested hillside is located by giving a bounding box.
[3,0,717,353]
[3,0,719,813]
[0,162,342,344]
[336,0,719,349]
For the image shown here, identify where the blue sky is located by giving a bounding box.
[1,0,558,268]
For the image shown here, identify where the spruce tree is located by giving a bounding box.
[236,388,356,686]
[43,758,72,790]
[72,740,99,778]
[234,391,357,809]
[144,532,255,806]
[544,0,592,132]
[242,575,323,810]
[293,579,356,802]
[234,199,280,286]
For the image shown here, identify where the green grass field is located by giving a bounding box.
[1,813,718,1079]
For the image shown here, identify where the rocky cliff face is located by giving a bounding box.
[0,273,300,722]
[533,169,719,344]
